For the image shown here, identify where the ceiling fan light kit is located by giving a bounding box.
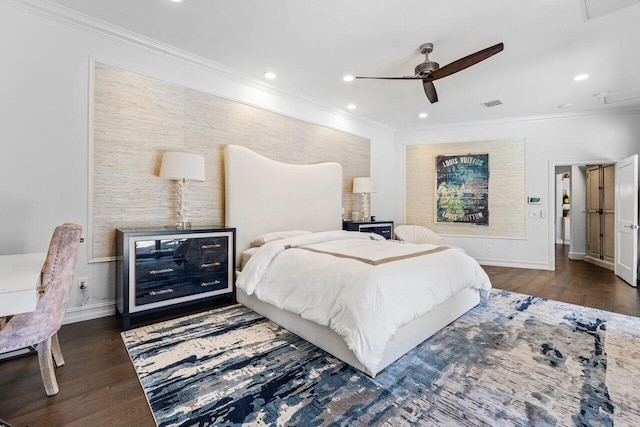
[356,42,504,104]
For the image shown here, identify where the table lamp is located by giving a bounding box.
[160,151,205,229]
[353,177,376,222]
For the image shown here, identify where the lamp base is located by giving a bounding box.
[175,221,192,230]
[361,192,371,222]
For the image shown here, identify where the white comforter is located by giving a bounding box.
[237,230,492,374]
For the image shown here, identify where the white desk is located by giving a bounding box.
[0,253,46,317]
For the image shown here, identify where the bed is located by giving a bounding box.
[224,144,491,377]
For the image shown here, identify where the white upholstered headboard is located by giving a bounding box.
[224,145,343,267]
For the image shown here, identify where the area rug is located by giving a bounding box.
[122,290,640,426]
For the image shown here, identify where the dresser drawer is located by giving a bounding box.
[343,221,394,240]
[134,271,229,306]
[359,224,393,239]
[135,239,180,259]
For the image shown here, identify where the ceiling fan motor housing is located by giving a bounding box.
[415,61,439,76]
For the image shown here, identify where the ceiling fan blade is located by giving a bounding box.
[430,43,503,80]
[423,80,438,103]
[355,76,424,80]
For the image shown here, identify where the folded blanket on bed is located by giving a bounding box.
[237,230,492,374]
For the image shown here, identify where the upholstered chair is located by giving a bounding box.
[394,225,444,245]
[0,223,82,396]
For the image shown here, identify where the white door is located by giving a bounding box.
[614,155,639,287]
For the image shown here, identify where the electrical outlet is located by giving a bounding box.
[485,244,492,252]
[77,277,88,292]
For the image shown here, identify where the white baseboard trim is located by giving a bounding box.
[568,252,586,260]
[0,347,35,361]
[476,258,551,271]
[584,255,615,271]
[63,300,115,325]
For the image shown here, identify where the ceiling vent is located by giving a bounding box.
[482,100,503,108]
[581,0,639,21]
[597,88,640,105]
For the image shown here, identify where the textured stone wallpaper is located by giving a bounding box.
[405,139,525,238]
[91,62,370,261]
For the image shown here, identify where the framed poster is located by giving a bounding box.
[436,154,489,225]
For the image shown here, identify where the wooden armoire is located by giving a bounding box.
[585,164,615,270]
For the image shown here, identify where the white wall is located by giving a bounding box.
[0,2,396,323]
[395,111,640,270]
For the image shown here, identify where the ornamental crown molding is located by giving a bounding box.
[1,0,395,135]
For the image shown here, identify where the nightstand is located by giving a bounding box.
[116,226,236,330]
[343,220,394,240]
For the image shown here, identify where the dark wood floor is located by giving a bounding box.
[1,245,638,426]
[486,245,640,318]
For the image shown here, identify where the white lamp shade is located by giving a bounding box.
[160,151,205,182]
[353,177,376,193]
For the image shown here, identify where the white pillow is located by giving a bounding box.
[249,230,312,247]
[240,247,258,270]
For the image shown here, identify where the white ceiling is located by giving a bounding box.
[46,0,640,129]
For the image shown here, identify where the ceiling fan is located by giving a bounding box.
[356,42,504,103]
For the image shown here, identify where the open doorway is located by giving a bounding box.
[553,165,588,262]
[554,166,571,246]
[549,156,639,288]
[548,159,613,273]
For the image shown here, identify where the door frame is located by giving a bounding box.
[547,159,615,271]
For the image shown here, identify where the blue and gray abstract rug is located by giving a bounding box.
[121,290,640,426]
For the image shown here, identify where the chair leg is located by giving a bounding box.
[51,332,65,367]
[37,337,59,396]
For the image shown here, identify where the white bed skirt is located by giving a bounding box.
[237,287,480,377]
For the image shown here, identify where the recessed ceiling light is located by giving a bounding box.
[264,72,277,80]
[169,0,184,3]
[558,103,574,109]
[343,75,354,82]
[573,74,589,81]
[347,104,357,110]
[418,113,428,119]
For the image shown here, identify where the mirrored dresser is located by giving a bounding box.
[116,226,236,330]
